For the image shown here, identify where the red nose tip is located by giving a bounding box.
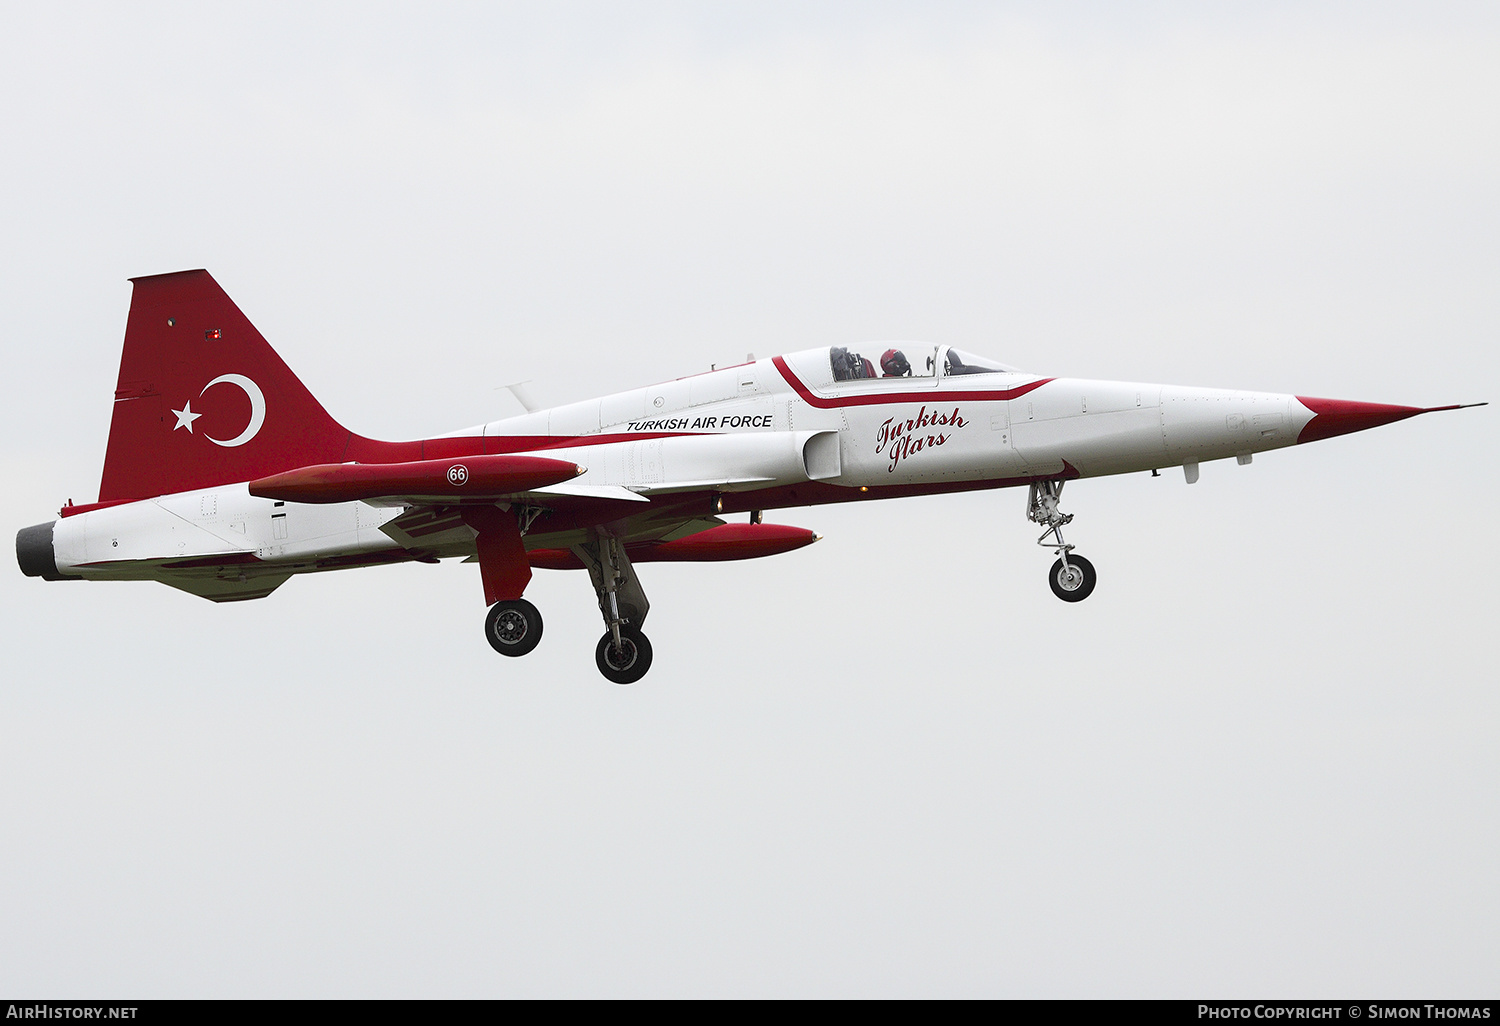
[1296,397,1482,444]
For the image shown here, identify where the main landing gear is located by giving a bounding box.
[574,530,654,685]
[472,499,656,683]
[1027,479,1097,603]
[485,598,543,656]
[596,629,653,685]
[477,530,656,684]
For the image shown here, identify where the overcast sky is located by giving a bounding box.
[2,2,1496,998]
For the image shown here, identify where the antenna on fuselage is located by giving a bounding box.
[495,381,540,414]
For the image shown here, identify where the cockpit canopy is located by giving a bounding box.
[830,344,1022,382]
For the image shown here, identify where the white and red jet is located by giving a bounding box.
[17,271,1484,683]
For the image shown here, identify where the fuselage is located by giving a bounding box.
[24,268,1473,684]
[39,342,1315,597]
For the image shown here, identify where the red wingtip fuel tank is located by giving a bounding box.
[639,522,822,562]
[528,522,821,570]
[248,454,583,504]
[1295,397,1486,445]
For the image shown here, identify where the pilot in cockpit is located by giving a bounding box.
[881,349,912,377]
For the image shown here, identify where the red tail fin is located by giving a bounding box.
[100,270,357,502]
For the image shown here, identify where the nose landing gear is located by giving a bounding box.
[1028,479,1097,602]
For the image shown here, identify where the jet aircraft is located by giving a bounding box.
[16,271,1484,683]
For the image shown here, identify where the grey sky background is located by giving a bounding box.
[1,1,1496,997]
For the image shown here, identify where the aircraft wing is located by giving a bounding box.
[246,447,819,578]
[377,483,665,561]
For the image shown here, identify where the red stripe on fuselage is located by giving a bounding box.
[351,430,704,463]
[771,356,1053,408]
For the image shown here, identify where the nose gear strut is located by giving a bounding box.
[1027,480,1097,602]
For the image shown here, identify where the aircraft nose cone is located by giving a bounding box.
[1295,397,1427,443]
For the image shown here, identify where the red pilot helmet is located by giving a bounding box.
[881,348,912,377]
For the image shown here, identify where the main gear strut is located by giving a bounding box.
[571,529,654,684]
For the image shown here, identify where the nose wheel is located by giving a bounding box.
[485,598,544,656]
[1048,554,1096,602]
[1028,479,1098,603]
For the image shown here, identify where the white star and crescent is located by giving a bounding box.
[171,374,267,447]
[171,401,202,432]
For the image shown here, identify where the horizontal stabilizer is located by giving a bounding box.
[159,572,293,603]
[248,454,583,504]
